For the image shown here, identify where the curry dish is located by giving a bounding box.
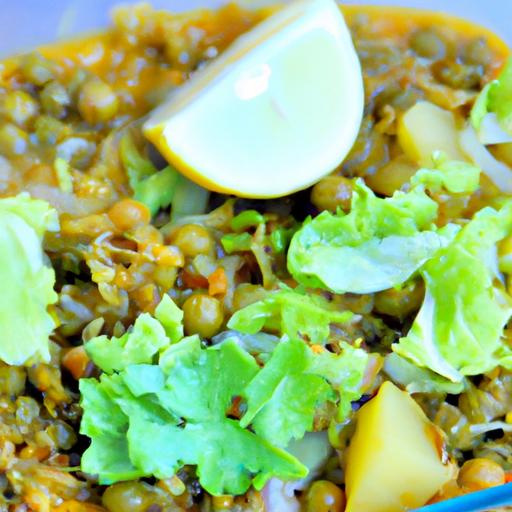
[0,2,511,511]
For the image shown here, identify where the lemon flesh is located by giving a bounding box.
[143,0,364,198]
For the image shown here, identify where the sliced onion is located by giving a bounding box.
[459,124,512,193]
[262,479,301,512]
[262,432,333,512]
[478,113,512,145]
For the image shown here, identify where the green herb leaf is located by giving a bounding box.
[133,166,179,216]
[81,336,308,495]
[231,210,265,232]
[85,313,170,374]
[221,232,252,254]
[154,295,184,344]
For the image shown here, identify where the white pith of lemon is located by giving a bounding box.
[143,0,364,198]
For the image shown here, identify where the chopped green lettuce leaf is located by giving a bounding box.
[169,175,209,222]
[471,57,512,137]
[85,313,170,374]
[227,287,353,344]
[393,202,512,383]
[308,343,369,419]
[0,194,59,365]
[411,152,481,194]
[288,180,450,294]
[383,353,466,395]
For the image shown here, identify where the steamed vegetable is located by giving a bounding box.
[345,382,453,512]
[0,194,59,365]
[287,180,452,294]
[394,202,512,382]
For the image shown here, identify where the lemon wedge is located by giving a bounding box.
[143,0,364,198]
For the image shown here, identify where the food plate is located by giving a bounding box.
[1,2,512,512]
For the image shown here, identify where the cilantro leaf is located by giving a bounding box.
[81,336,307,495]
[79,378,143,483]
[241,339,368,445]
[85,312,170,374]
[0,194,59,365]
[154,295,184,343]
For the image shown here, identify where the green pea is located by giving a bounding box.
[3,90,39,128]
[0,123,28,157]
[78,78,119,124]
[410,29,447,60]
[464,38,493,67]
[34,115,67,145]
[183,294,224,338]
[40,81,70,118]
[20,52,55,86]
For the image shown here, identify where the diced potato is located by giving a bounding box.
[397,101,465,166]
[345,381,453,512]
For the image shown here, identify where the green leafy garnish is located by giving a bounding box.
[471,57,512,135]
[288,180,451,294]
[240,339,367,445]
[120,132,208,217]
[231,210,265,232]
[227,287,353,344]
[411,152,481,194]
[154,294,184,343]
[383,353,466,395]
[80,298,368,495]
[133,166,179,216]
[85,313,170,374]
[0,194,59,365]
[221,232,253,253]
[393,202,512,383]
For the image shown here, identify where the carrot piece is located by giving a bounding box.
[62,346,90,380]
[208,268,228,296]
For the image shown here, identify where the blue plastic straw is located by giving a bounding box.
[415,483,512,512]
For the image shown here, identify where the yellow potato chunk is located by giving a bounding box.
[345,381,453,512]
[397,101,465,166]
